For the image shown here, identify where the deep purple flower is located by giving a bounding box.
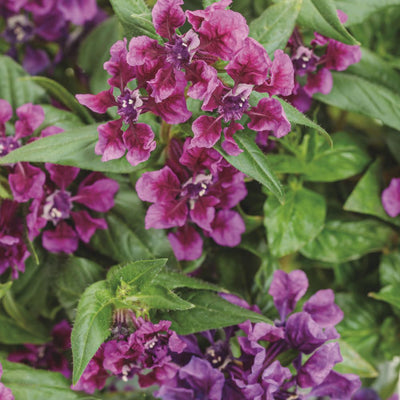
[156,356,225,400]
[0,200,30,279]
[8,320,72,378]
[27,167,119,254]
[352,388,381,400]
[0,362,14,400]
[382,177,400,217]
[136,138,247,260]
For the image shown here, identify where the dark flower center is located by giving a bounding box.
[117,89,142,125]
[181,174,212,208]
[4,15,35,44]
[219,94,249,122]
[292,46,318,75]
[0,136,20,157]
[205,340,231,370]
[165,36,191,69]
[42,190,72,224]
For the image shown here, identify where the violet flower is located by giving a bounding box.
[27,166,119,254]
[136,138,247,260]
[382,177,400,218]
[0,362,14,400]
[0,200,30,279]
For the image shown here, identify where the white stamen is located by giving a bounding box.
[128,99,134,104]
[50,208,62,219]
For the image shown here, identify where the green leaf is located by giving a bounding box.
[379,251,400,286]
[54,257,104,320]
[27,77,94,124]
[297,0,359,45]
[0,125,136,173]
[0,359,97,400]
[314,72,400,131]
[107,259,167,292]
[216,130,285,203]
[156,271,224,292]
[0,55,45,108]
[131,286,194,310]
[78,16,123,94]
[157,290,272,335]
[249,0,302,55]
[0,282,12,300]
[0,315,48,345]
[335,340,378,377]
[91,214,155,263]
[72,281,114,385]
[269,131,371,182]
[334,0,400,26]
[277,98,333,146]
[344,160,400,226]
[300,219,393,263]
[264,185,326,257]
[369,285,400,309]
[40,105,85,131]
[109,0,157,40]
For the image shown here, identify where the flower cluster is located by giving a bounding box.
[1,0,102,74]
[77,0,294,167]
[136,138,247,260]
[156,270,361,400]
[73,313,186,394]
[286,11,361,112]
[8,320,72,378]
[0,99,119,268]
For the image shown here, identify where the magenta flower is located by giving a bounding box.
[136,138,247,260]
[27,166,119,254]
[0,362,14,400]
[0,99,46,203]
[382,177,400,217]
[0,200,30,279]
[286,11,361,112]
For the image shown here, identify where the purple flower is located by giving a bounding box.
[156,356,225,400]
[0,200,30,279]
[136,138,247,260]
[27,167,119,254]
[286,13,361,112]
[352,388,381,400]
[72,346,109,394]
[0,362,14,400]
[382,177,400,217]
[8,320,72,378]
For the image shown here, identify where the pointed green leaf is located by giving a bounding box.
[380,251,400,286]
[249,0,302,54]
[369,285,400,310]
[0,125,136,173]
[0,315,48,345]
[298,0,359,45]
[72,281,114,385]
[0,282,12,301]
[40,105,84,131]
[264,186,326,257]
[107,259,167,292]
[157,272,224,292]
[109,0,157,40]
[157,290,272,335]
[132,286,194,311]
[27,77,94,124]
[217,130,285,203]
[0,359,97,400]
